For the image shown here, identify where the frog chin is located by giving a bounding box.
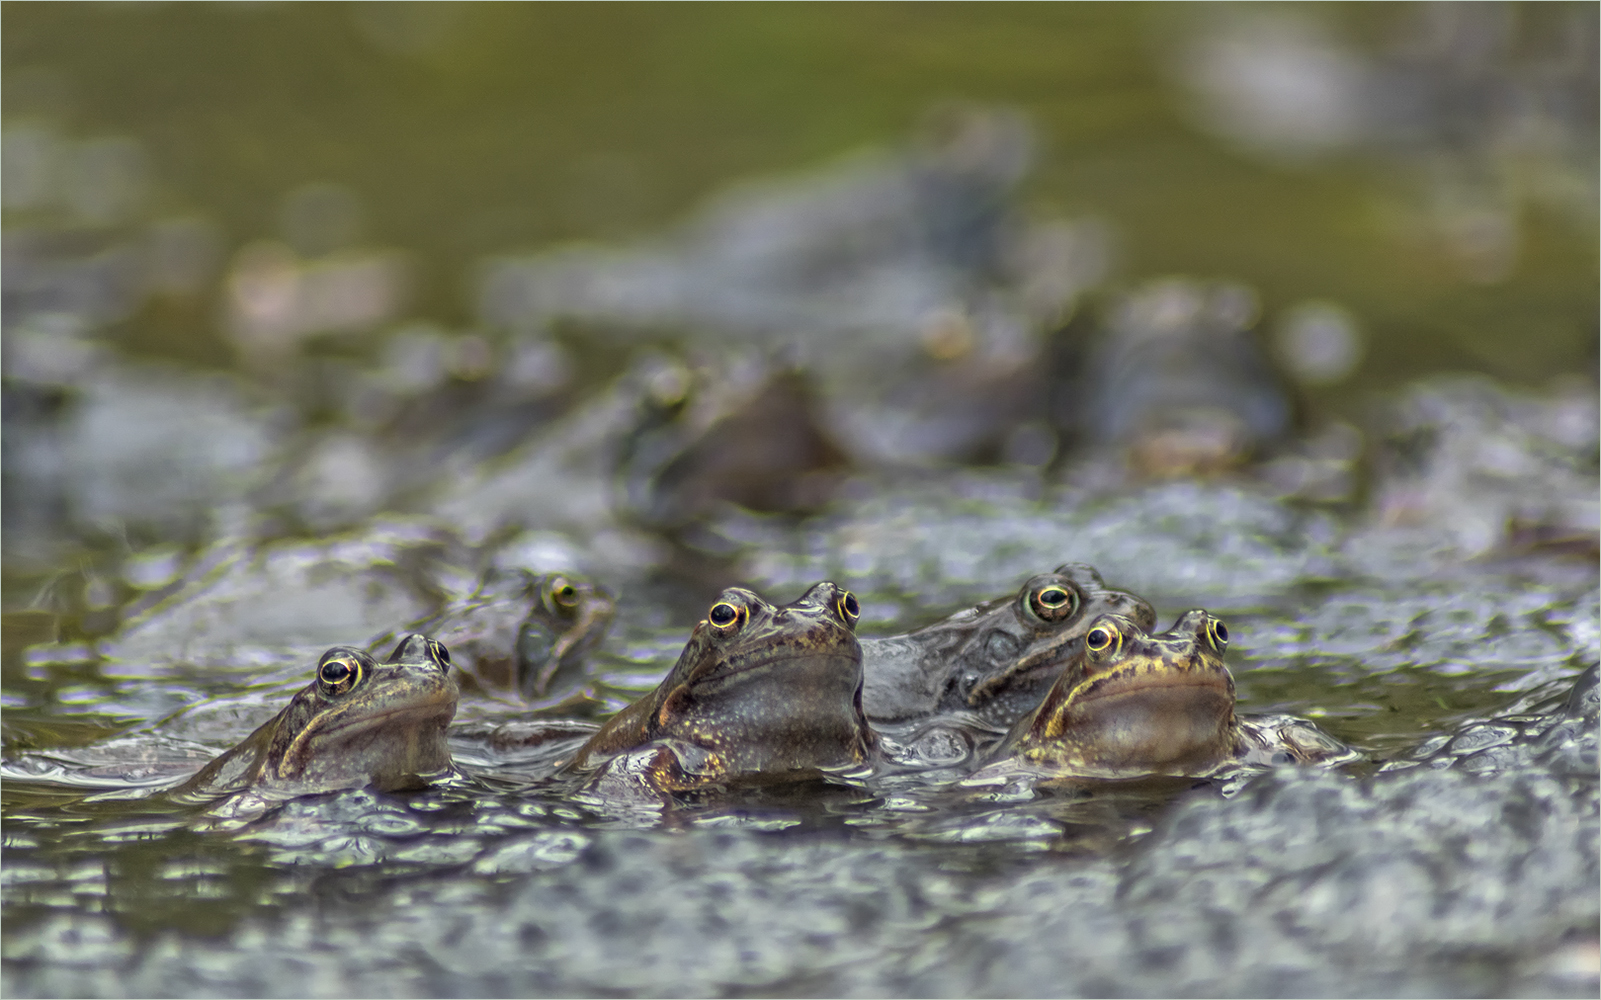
[1054,677,1236,773]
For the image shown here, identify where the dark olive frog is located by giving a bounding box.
[175,634,459,800]
[979,611,1350,780]
[564,582,875,794]
[377,571,615,701]
[860,563,1156,724]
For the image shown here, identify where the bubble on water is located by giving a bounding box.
[1275,301,1364,385]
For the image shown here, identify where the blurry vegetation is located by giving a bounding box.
[3,2,1595,392]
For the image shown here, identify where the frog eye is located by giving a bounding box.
[1206,619,1229,653]
[426,638,452,669]
[548,576,581,610]
[708,601,743,629]
[837,591,861,623]
[1030,584,1080,623]
[316,652,364,695]
[1084,625,1121,657]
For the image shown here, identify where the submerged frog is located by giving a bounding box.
[376,571,615,701]
[861,563,1157,724]
[563,582,874,795]
[174,634,459,801]
[976,610,1349,780]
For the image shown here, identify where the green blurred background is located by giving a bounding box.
[4,2,1596,392]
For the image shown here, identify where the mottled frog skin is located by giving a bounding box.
[175,634,458,800]
[860,564,1156,724]
[565,582,874,794]
[980,611,1350,779]
[378,571,615,701]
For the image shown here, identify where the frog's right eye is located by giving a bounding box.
[708,602,743,629]
[316,652,364,695]
[1084,627,1114,654]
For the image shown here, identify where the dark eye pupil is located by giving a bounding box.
[842,593,859,617]
[321,662,351,684]
[558,586,575,601]
[1040,588,1069,607]
[1214,622,1229,644]
[710,603,738,625]
[430,641,451,665]
[1088,630,1108,649]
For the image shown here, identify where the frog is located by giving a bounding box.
[374,571,615,701]
[860,563,1157,724]
[562,582,874,795]
[173,633,459,801]
[972,610,1351,781]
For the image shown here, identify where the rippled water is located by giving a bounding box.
[5,483,1597,997]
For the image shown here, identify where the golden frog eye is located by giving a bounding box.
[838,591,861,623]
[1084,626,1114,654]
[316,652,364,695]
[548,576,581,610]
[708,601,742,629]
[1030,584,1079,622]
[426,638,452,669]
[1207,619,1229,652]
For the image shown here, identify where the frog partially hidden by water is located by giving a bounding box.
[562,582,875,796]
[970,610,1350,783]
[861,563,1157,725]
[174,634,459,802]
[375,571,615,702]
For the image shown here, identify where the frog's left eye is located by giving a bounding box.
[1206,619,1229,653]
[708,602,743,629]
[426,638,452,669]
[549,576,581,609]
[316,652,364,695]
[1029,584,1080,623]
[837,591,861,623]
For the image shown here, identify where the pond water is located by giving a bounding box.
[3,4,1597,997]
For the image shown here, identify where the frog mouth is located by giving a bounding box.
[694,650,861,686]
[1068,663,1232,708]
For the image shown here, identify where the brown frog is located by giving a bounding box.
[174,634,458,801]
[375,571,615,701]
[860,563,1156,724]
[563,582,874,795]
[976,610,1350,780]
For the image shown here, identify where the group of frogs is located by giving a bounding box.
[173,564,1353,810]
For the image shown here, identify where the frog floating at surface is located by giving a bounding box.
[860,563,1157,725]
[174,634,459,801]
[972,610,1351,782]
[376,571,615,701]
[562,582,875,795]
